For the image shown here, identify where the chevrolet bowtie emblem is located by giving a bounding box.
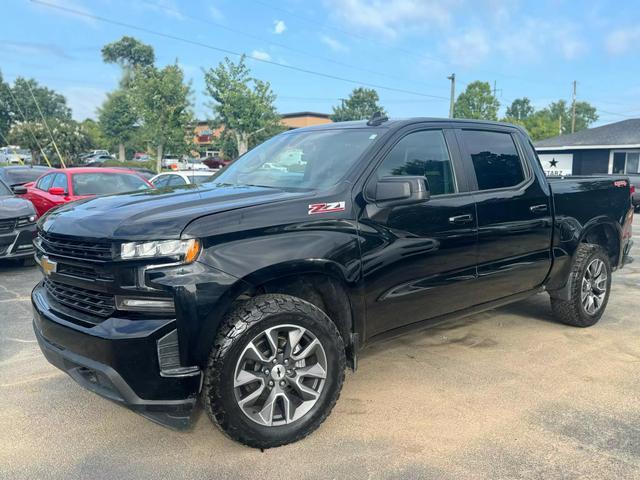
[39,255,57,276]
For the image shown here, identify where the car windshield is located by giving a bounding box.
[0,180,12,196]
[72,172,150,196]
[5,168,51,185]
[209,128,379,190]
[192,175,214,184]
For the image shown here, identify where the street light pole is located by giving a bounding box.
[447,73,456,118]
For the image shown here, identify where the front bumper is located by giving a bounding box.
[32,282,201,429]
[0,223,36,259]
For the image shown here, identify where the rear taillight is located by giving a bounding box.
[631,185,636,196]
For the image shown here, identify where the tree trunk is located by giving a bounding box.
[119,143,125,162]
[156,144,163,173]
[236,132,249,157]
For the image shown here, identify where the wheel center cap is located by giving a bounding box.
[271,364,286,380]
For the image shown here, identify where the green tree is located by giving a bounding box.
[102,36,155,86]
[204,56,283,156]
[0,71,11,143]
[8,119,90,166]
[505,98,534,121]
[98,89,138,160]
[129,64,193,172]
[453,81,500,120]
[9,77,71,123]
[331,87,386,122]
[80,118,107,150]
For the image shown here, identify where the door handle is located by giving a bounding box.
[529,204,548,213]
[449,214,473,224]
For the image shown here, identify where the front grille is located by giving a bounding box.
[0,219,16,234]
[56,263,114,281]
[44,278,115,318]
[38,231,113,261]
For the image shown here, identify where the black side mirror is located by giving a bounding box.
[12,185,27,195]
[367,176,430,207]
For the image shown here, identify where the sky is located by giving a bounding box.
[3,0,640,126]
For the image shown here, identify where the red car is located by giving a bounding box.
[21,167,154,217]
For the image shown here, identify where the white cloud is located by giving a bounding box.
[320,35,348,52]
[606,27,640,55]
[251,50,272,61]
[324,0,454,38]
[273,20,286,34]
[61,86,107,121]
[444,29,489,67]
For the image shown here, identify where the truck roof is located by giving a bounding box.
[288,117,527,135]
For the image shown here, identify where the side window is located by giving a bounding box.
[168,175,187,186]
[51,173,68,192]
[153,175,169,187]
[36,174,54,191]
[376,130,456,195]
[461,130,525,190]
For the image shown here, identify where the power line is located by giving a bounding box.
[30,0,450,102]
[139,0,451,95]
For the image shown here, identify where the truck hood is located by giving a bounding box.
[40,184,304,240]
[0,195,36,220]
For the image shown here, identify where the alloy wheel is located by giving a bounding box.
[581,258,608,315]
[233,324,328,427]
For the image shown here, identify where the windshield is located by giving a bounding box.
[209,129,379,190]
[0,180,12,196]
[72,172,150,196]
[6,168,51,186]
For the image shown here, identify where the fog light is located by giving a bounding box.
[115,296,175,312]
[157,329,199,377]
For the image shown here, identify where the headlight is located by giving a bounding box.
[120,239,201,262]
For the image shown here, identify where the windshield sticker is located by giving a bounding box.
[308,201,346,215]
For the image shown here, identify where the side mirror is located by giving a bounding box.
[12,185,27,195]
[367,176,430,207]
[48,187,66,196]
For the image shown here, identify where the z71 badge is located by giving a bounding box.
[308,201,346,215]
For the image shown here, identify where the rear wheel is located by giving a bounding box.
[202,294,345,448]
[550,243,611,327]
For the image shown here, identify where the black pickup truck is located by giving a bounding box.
[32,117,634,448]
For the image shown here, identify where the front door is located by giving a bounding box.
[455,128,553,302]
[358,128,478,339]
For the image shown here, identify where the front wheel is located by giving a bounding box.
[550,243,612,327]
[202,294,346,448]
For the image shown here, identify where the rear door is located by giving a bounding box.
[359,126,479,338]
[456,128,552,302]
[28,173,55,216]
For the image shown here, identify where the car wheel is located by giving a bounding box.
[202,294,346,448]
[550,243,611,327]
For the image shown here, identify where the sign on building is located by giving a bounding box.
[538,153,573,176]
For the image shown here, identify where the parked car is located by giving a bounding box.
[20,167,153,216]
[150,171,214,187]
[84,154,114,165]
[0,166,54,188]
[31,118,634,449]
[0,178,37,264]
[0,146,32,165]
[628,174,640,211]
[161,155,181,168]
[133,152,150,162]
[202,156,231,169]
[79,150,112,161]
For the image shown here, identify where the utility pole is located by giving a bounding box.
[447,73,456,118]
[571,80,577,133]
[493,80,497,97]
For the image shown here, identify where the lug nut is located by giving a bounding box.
[279,380,285,387]
[264,369,270,375]
[283,359,289,365]
[272,358,277,364]
[268,380,274,387]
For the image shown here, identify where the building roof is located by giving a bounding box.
[280,111,331,119]
[535,118,640,150]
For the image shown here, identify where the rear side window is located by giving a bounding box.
[167,175,187,186]
[376,130,456,196]
[461,130,525,191]
[36,174,54,191]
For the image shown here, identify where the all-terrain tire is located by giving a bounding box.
[202,294,346,448]
[550,243,612,327]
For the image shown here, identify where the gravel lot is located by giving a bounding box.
[1,217,639,480]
